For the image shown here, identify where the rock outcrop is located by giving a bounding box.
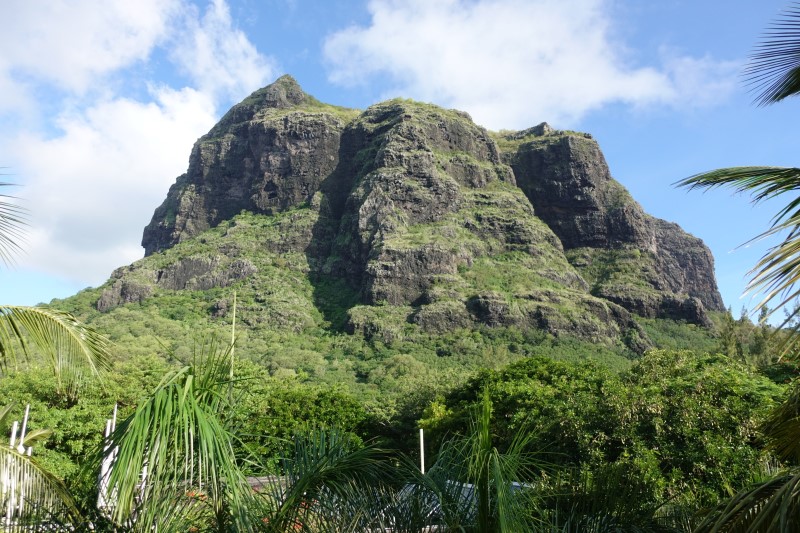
[120,76,725,351]
[142,76,357,256]
[96,256,256,312]
[501,124,724,320]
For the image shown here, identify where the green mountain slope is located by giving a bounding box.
[50,75,724,412]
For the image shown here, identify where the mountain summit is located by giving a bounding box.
[88,75,722,365]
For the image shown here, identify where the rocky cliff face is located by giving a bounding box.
[126,75,724,351]
[500,125,724,323]
[142,77,357,255]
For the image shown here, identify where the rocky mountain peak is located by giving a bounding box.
[129,75,725,350]
[255,74,307,107]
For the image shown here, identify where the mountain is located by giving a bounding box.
[56,75,723,402]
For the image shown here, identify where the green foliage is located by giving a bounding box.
[0,356,171,501]
[422,350,783,513]
[397,390,545,533]
[229,361,368,473]
[626,350,781,505]
[422,356,629,463]
[256,427,393,532]
[567,246,660,295]
[694,469,800,532]
[488,126,587,153]
[0,305,112,400]
[90,341,258,531]
[637,316,719,353]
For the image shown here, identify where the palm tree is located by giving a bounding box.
[90,342,257,532]
[678,5,800,531]
[0,182,112,530]
[677,5,800,351]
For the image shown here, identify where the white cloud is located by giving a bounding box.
[658,50,739,109]
[323,0,738,129]
[0,0,277,287]
[170,0,278,101]
[10,87,218,282]
[0,0,181,96]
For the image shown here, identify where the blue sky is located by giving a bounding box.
[0,0,796,320]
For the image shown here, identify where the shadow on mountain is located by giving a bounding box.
[304,126,364,333]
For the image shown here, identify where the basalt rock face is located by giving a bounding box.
[96,256,256,312]
[141,76,356,256]
[123,76,724,351]
[501,125,724,321]
[319,100,649,347]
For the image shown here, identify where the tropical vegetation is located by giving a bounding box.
[9,4,800,532]
[0,183,112,530]
[676,4,800,530]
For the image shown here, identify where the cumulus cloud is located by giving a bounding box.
[323,0,738,129]
[658,50,740,109]
[170,0,277,100]
[0,0,181,97]
[0,0,276,287]
[10,87,218,281]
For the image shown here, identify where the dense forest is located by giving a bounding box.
[2,307,797,531]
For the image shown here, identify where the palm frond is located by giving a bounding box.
[694,470,800,532]
[259,427,393,532]
[676,167,800,353]
[393,389,545,532]
[745,3,800,106]
[0,182,27,268]
[94,342,256,531]
[760,381,800,465]
[0,444,81,531]
[0,305,112,398]
[0,404,53,450]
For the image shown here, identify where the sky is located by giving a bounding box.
[0,0,797,320]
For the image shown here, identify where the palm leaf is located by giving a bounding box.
[694,470,800,532]
[258,427,393,532]
[93,341,257,531]
[0,182,27,267]
[393,389,545,532]
[745,3,800,106]
[0,404,52,449]
[676,167,800,353]
[0,439,81,531]
[0,305,112,398]
[760,381,800,465]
